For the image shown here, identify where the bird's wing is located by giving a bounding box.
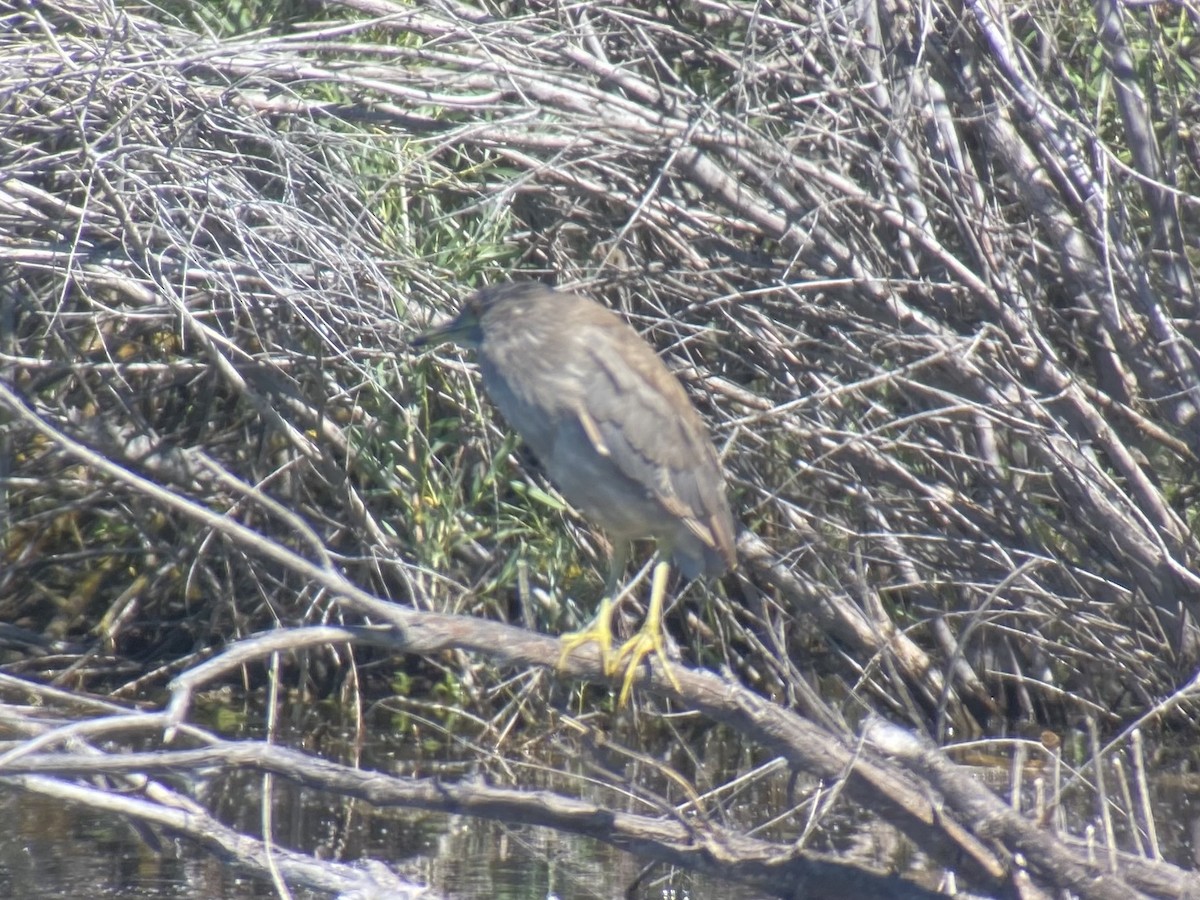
[578,323,732,559]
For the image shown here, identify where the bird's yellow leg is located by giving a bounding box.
[615,558,682,705]
[557,544,627,676]
[557,594,617,674]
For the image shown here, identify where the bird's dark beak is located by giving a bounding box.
[412,305,482,351]
[411,317,459,349]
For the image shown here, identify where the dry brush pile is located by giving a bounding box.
[1,0,1199,898]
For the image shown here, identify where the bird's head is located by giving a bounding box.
[412,294,486,350]
[412,282,552,351]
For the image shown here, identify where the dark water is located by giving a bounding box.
[0,707,773,899]
[0,712,1196,899]
[0,777,761,899]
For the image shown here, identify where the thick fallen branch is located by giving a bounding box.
[1,738,949,900]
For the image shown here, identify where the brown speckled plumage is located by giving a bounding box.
[415,282,735,699]
[459,283,734,578]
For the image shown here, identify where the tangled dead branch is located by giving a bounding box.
[1,0,1199,897]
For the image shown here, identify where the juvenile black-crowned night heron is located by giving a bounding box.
[414,282,736,702]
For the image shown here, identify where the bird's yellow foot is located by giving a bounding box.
[613,616,682,706]
[557,596,616,675]
[612,558,681,705]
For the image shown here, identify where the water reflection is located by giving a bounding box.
[0,710,1195,898]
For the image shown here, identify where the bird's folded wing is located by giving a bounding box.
[580,331,728,553]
